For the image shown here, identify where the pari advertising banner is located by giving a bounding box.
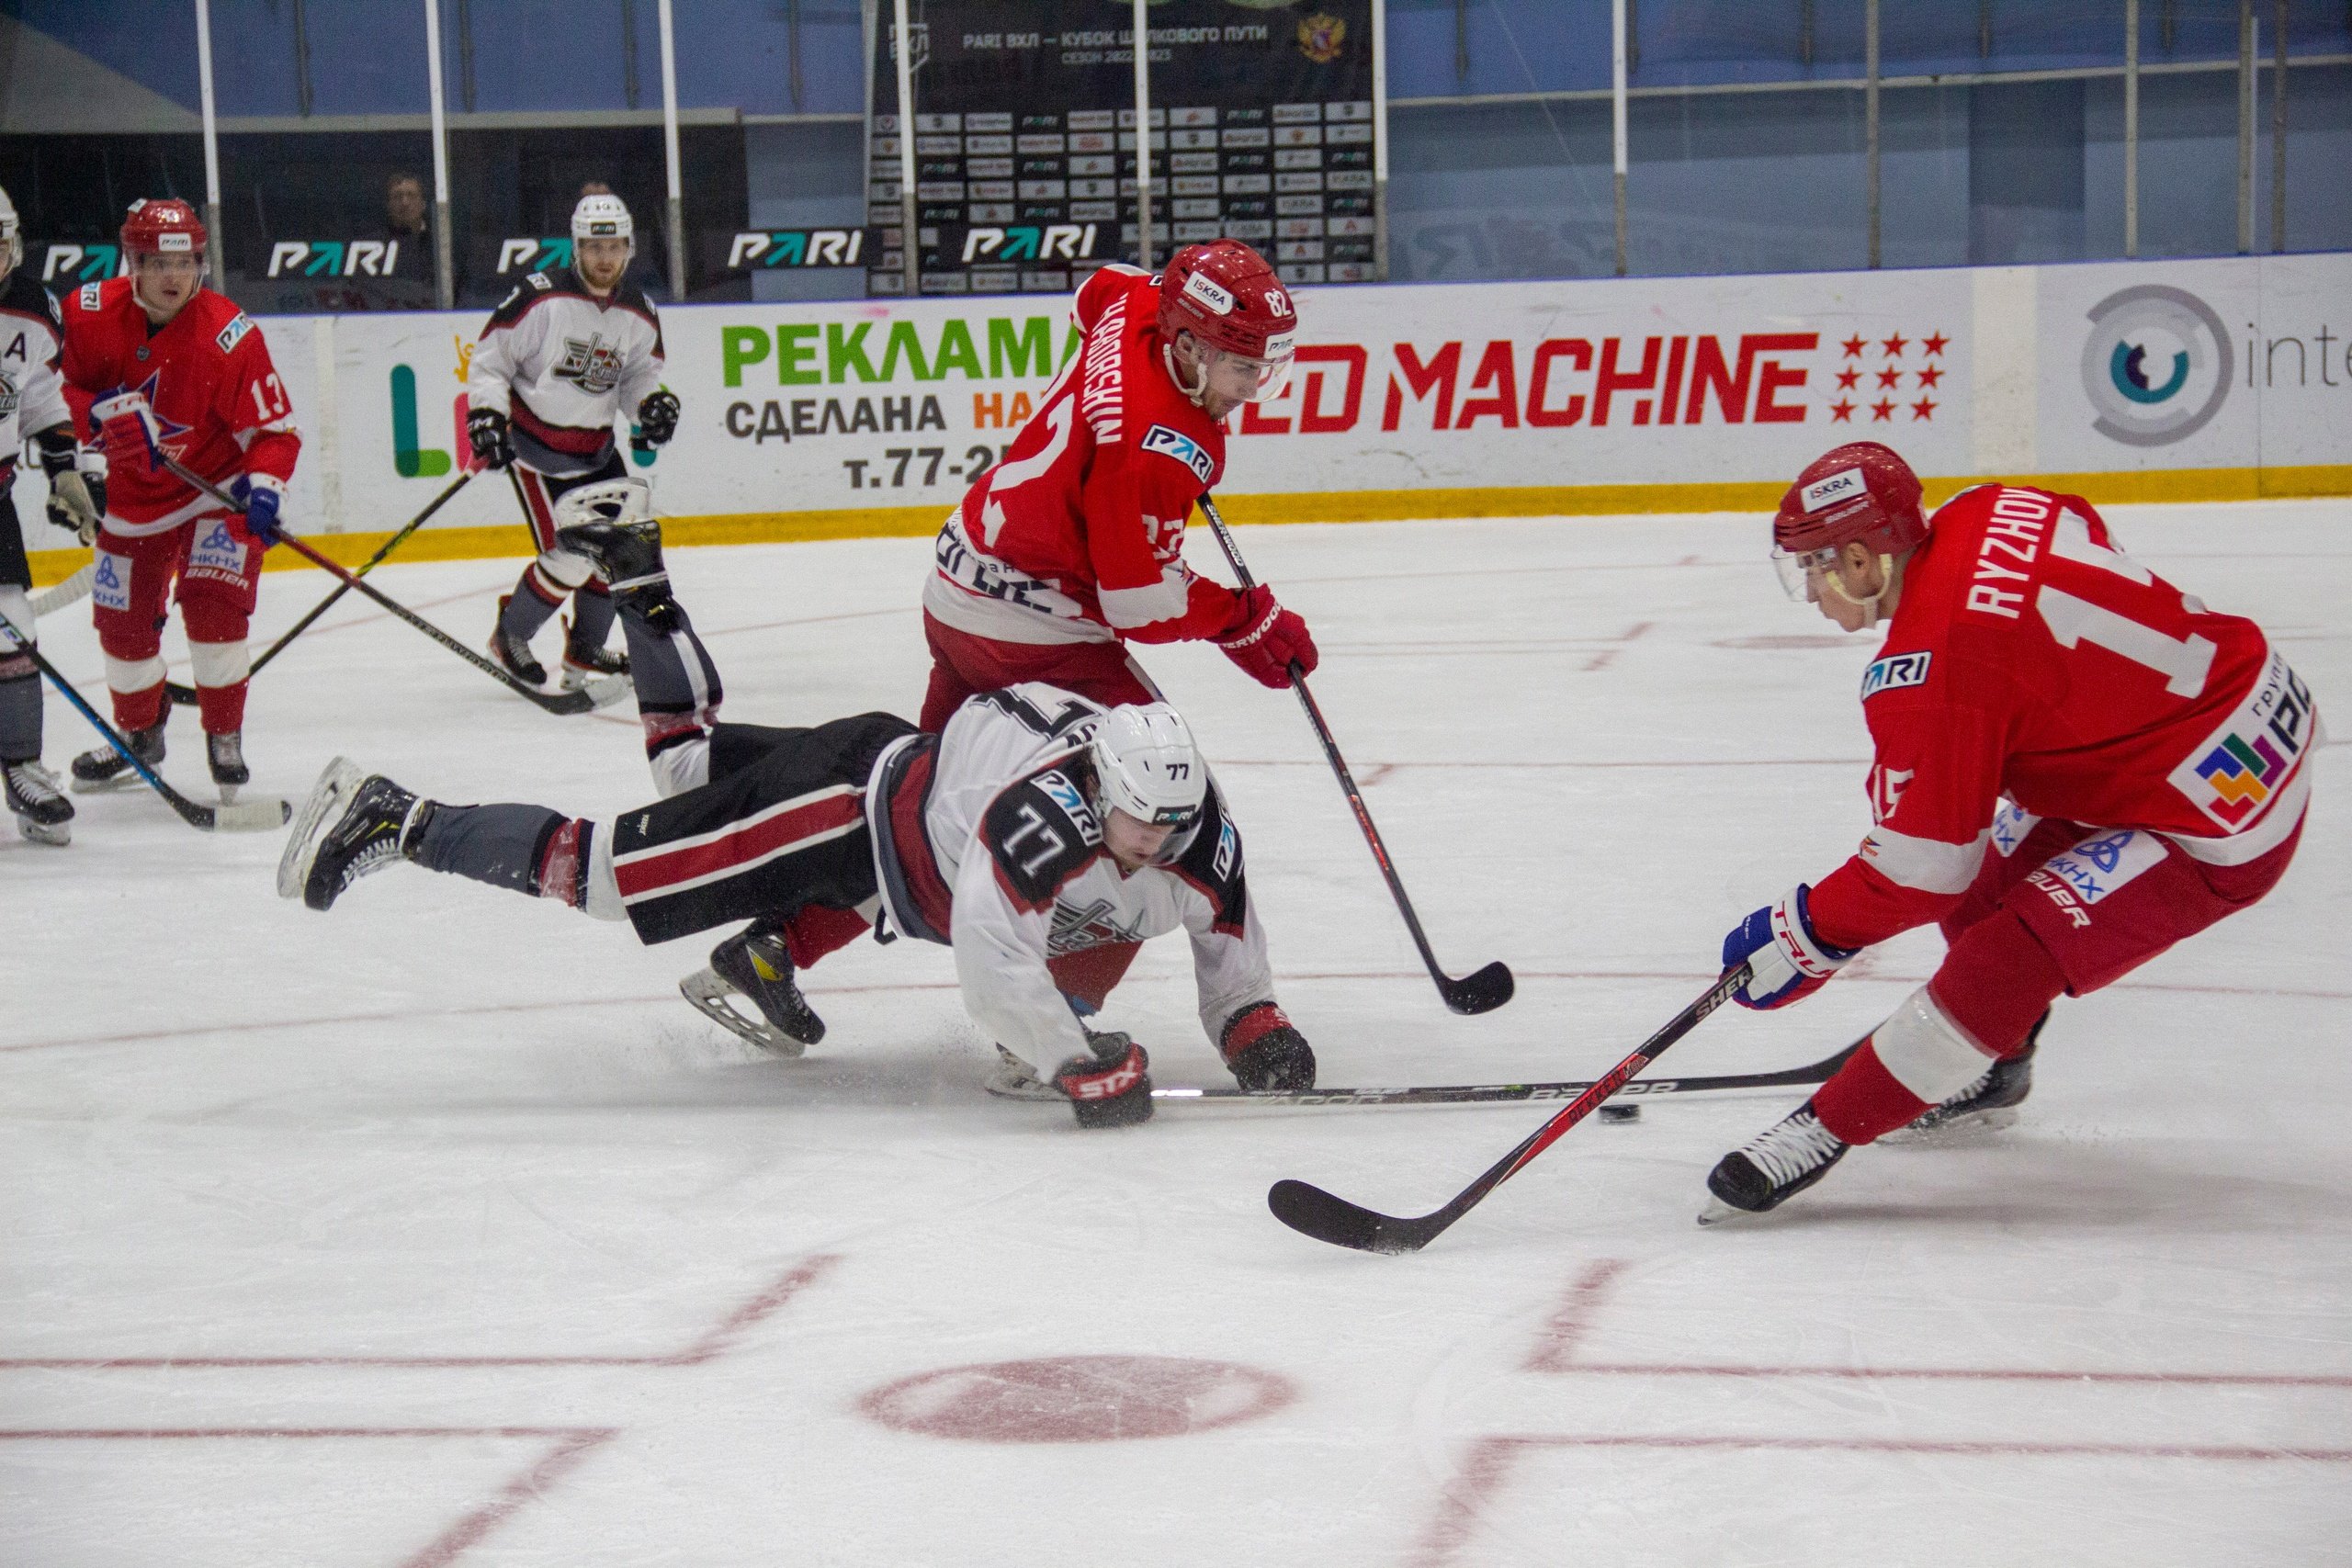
[25,254,2335,546]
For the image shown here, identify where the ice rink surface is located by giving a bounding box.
[5,501,2348,1566]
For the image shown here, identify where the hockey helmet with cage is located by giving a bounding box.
[1770,442,1929,604]
[1156,240,1297,403]
[0,186,20,275]
[120,197,208,263]
[571,193,635,248]
[1089,702,1207,831]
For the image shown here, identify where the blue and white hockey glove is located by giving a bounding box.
[231,474,285,547]
[1722,885,1858,1010]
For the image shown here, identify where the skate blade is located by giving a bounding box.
[1696,1195,1755,1227]
[679,965,807,1058]
[1882,1106,2021,1145]
[69,770,150,795]
[982,1072,1060,1102]
[277,756,363,900]
[14,814,70,847]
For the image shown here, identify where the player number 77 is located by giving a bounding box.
[2036,516,2214,699]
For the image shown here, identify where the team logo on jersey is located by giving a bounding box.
[2080,284,2233,447]
[1141,423,1215,484]
[1048,897,1145,957]
[1033,770,1103,847]
[2032,829,2165,914]
[1988,802,2038,858]
[214,312,255,354]
[2168,649,2314,829]
[0,370,17,420]
[187,520,248,580]
[118,370,194,461]
[1859,651,1931,701]
[1800,466,1866,514]
[552,333,626,395]
[92,551,131,613]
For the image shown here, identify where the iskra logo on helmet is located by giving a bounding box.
[1801,467,1865,513]
[1182,270,1236,316]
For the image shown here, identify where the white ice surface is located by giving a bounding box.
[4,502,2348,1567]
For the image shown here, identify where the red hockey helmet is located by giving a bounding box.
[1770,442,1928,601]
[1157,239,1297,402]
[120,197,208,262]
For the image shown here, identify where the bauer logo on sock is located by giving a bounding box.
[1860,650,1932,701]
[1140,424,1215,484]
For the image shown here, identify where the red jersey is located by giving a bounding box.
[922,265,1248,648]
[60,277,300,534]
[1809,483,2318,951]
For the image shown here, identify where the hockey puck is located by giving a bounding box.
[1598,1103,1642,1123]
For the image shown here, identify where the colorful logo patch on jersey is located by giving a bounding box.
[1033,769,1103,847]
[2167,649,2314,829]
[1860,650,1932,701]
[2036,829,2165,907]
[91,551,131,613]
[79,283,104,312]
[214,312,254,354]
[1140,423,1215,484]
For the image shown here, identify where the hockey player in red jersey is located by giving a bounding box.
[59,198,300,798]
[1702,442,2315,1223]
[913,238,1318,1014]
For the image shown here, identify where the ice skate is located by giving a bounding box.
[680,921,825,1055]
[1699,1105,1849,1225]
[206,730,249,801]
[983,1043,1056,1100]
[560,638,631,693]
[70,719,164,793]
[277,756,428,911]
[486,598,548,685]
[5,759,73,845]
[1884,1024,2041,1144]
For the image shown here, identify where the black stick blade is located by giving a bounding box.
[1440,961,1515,1016]
[1268,1179,1435,1255]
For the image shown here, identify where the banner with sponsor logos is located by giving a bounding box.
[16,254,2345,555]
[867,0,1375,296]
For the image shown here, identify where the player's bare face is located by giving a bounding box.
[1103,808,1175,872]
[1810,544,1899,633]
[575,237,631,296]
[132,254,202,321]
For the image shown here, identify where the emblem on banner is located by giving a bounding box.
[1297,14,1346,63]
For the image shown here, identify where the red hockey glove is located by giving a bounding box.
[1216,585,1318,689]
[91,389,163,477]
[1220,1001,1316,1090]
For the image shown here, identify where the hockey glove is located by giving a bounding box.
[1216,584,1318,690]
[1053,1031,1154,1129]
[1722,885,1858,1010]
[37,430,102,544]
[91,389,163,476]
[1221,1001,1317,1091]
[633,389,681,452]
[467,406,514,469]
[231,475,286,547]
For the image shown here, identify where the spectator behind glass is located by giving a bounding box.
[384,173,432,282]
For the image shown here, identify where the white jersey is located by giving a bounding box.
[865,682,1277,1074]
[467,269,663,477]
[0,269,70,474]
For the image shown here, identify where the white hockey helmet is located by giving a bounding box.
[0,186,19,274]
[552,476,654,531]
[571,193,634,248]
[1089,702,1207,829]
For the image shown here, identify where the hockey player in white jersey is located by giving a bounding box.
[278,482,1316,1126]
[0,184,105,844]
[467,193,676,691]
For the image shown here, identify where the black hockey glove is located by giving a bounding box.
[633,388,681,452]
[1220,1001,1316,1091]
[467,406,514,469]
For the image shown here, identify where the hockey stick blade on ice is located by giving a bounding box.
[0,605,288,833]
[1268,964,1753,1254]
[157,455,616,717]
[1196,493,1513,1016]
[168,468,476,706]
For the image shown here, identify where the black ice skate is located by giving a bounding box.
[277,756,429,912]
[1699,1105,1849,1225]
[680,921,826,1056]
[70,718,164,793]
[5,759,74,845]
[207,730,249,801]
[1885,1017,2043,1143]
[560,635,631,693]
[487,597,548,685]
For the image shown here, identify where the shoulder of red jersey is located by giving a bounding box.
[182,289,266,360]
[979,759,1106,913]
[62,274,133,323]
[1070,264,1150,333]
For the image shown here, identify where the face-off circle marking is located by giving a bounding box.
[858,1354,1297,1443]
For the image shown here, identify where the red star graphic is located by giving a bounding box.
[1840,334,1866,358]
[1881,333,1908,358]
[1876,367,1903,389]
[1837,367,1860,391]
[1916,365,1943,389]
[1921,332,1948,356]
[1830,400,1856,423]
[1910,396,1938,421]
[1871,399,1896,422]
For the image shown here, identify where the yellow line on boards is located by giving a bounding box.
[25,464,2348,589]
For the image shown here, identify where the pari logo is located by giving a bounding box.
[727,229,868,270]
[2080,284,2233,446]
[960,224,1102,265]
[266,240,403,278]
[40,243,122,284]
[496,237,574,276]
